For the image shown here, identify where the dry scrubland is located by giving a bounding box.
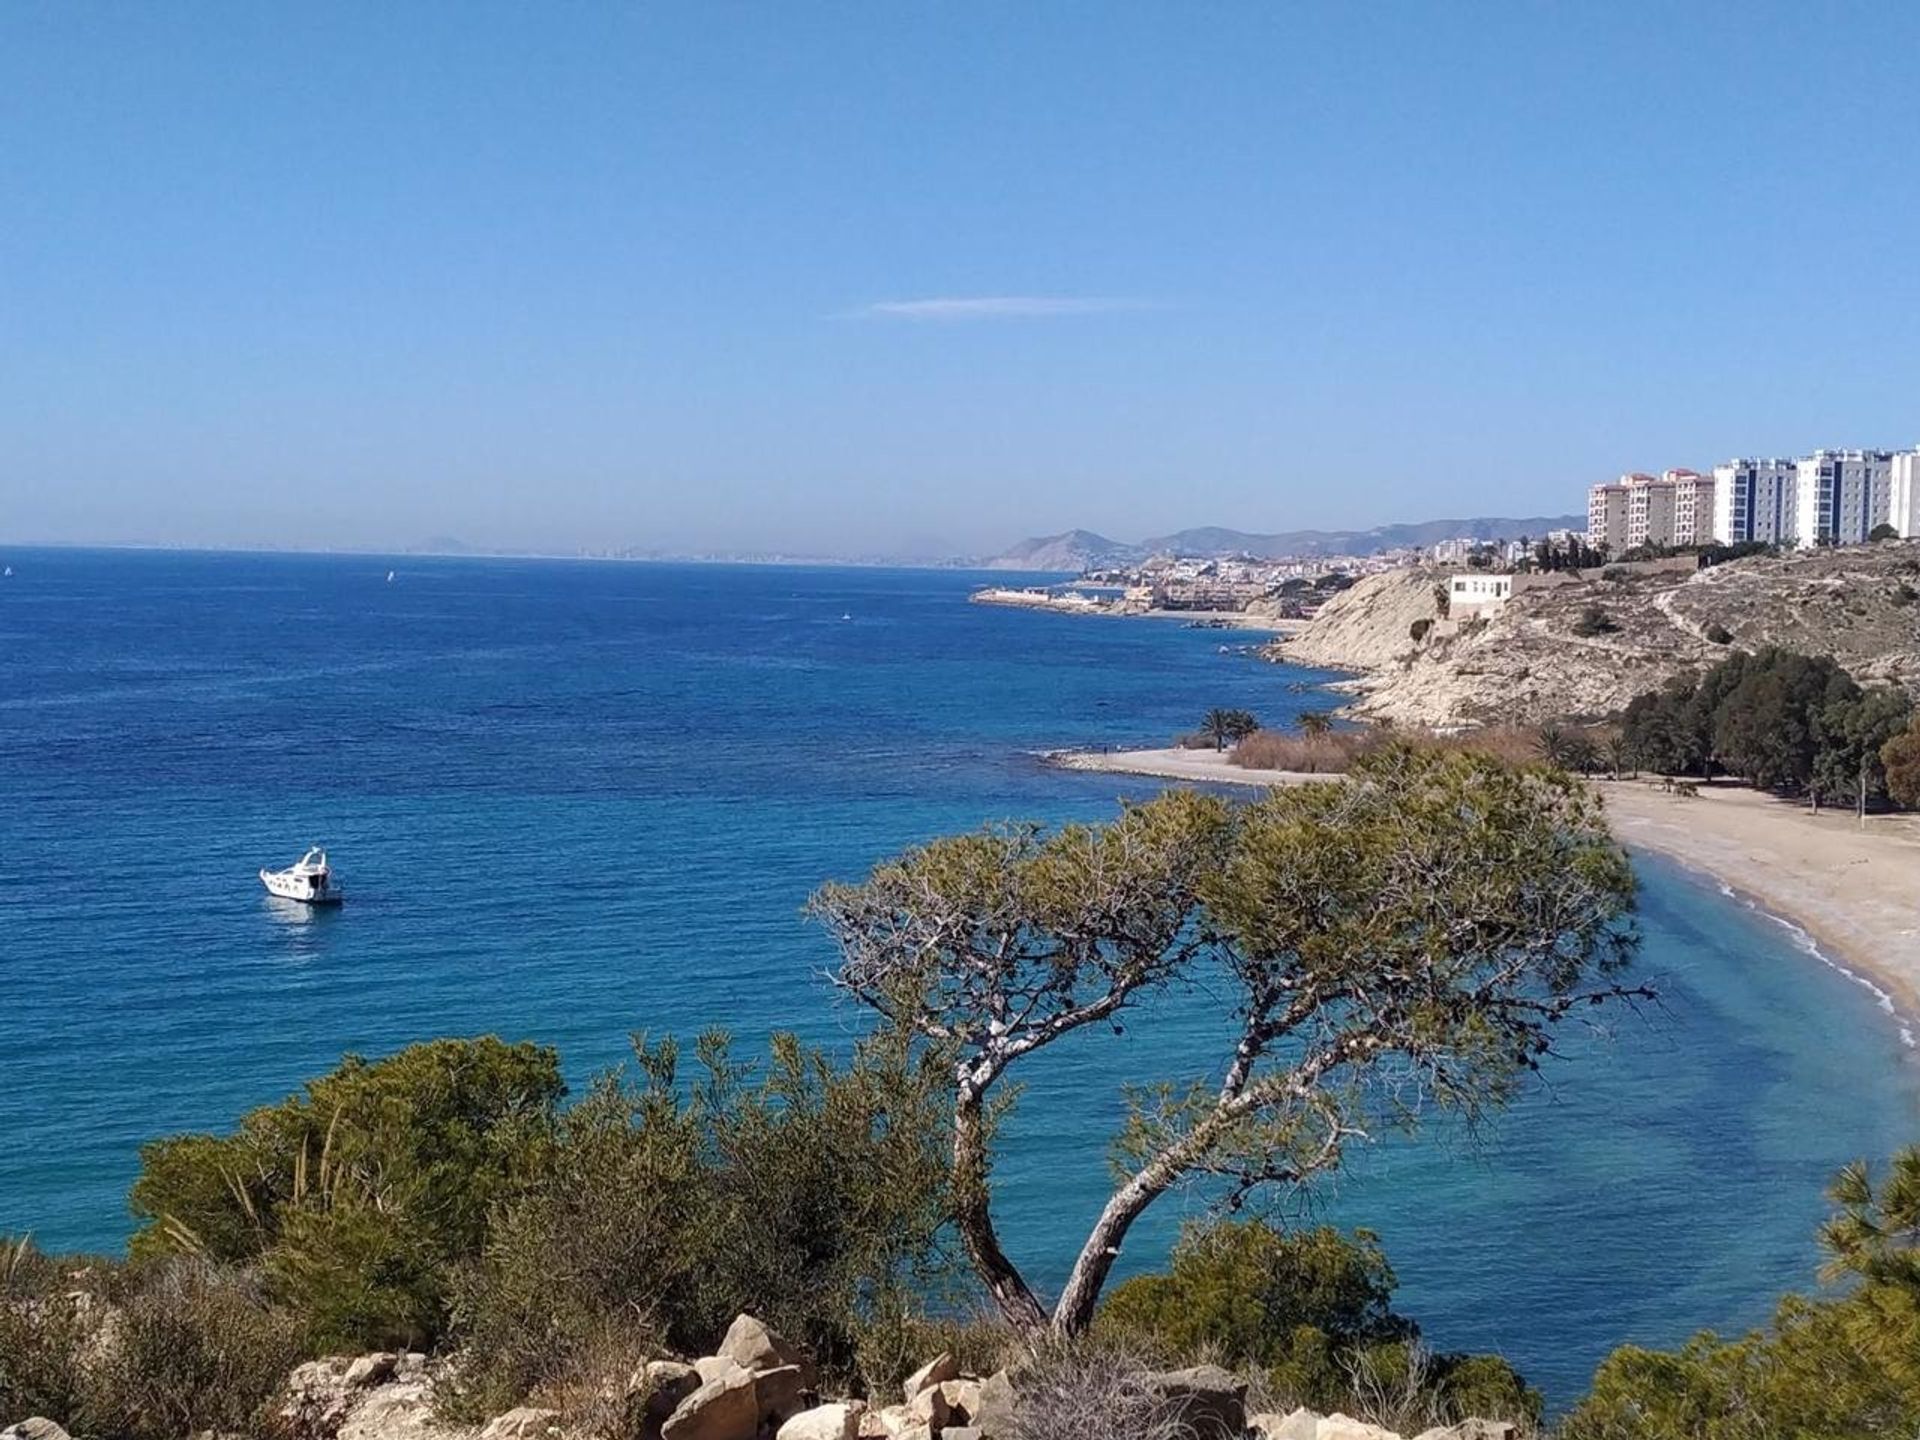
[1276,544,1920,729]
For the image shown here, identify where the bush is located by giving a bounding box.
[1571,605,1618,637]
[1409,618,1433,642]
[448,1030,954,1415]
[1099,1222,1538,1427]
[79,1259,307,1440]
[1704,623,1733,645]
[1009,1340,1201,1440]
[130,1037,565,1350]
[1231,730,1365,774]
[0,1238,96,1424]
[1562,1149,1920,1438]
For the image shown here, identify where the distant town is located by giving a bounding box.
[975,442,1920,622]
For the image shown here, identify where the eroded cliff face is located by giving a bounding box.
[1270,544,1920,730]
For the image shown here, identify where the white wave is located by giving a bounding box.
[1709,877,1916,1048]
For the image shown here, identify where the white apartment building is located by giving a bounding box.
[1793,449,1892,546]
[1712,458,1797,544]
[1890,447,1920,539]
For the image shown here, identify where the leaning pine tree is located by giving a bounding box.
[808,744,1644,1337]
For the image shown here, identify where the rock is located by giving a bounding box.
[395,1353,428,1379]
[479,1408,561,1440]
[661,1369,759,1440]
[1413,1424,1516,1440]
[969,1369,1016,1438]
[935,1377,980,1423]
[1141,1365,1246,1440]
[1251,1411,1322,1440]
[1,1422,71,1440]
[1315,1415,1400,1440]
[775,1403,865,1440]
[900,1352,958,1402]
[339,1376,450,1440]
[695,1356,750,1386]
[718,1312,818,1388]
[902,1383,949,1431]
[753,1364,810,1427]
[941,1430,983,1440]
[280,1358,357,1440]
[344,1353,399,1389]
[636,1362,702,1439]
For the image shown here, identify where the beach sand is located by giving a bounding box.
[1050,745,1325,787]
[1596,780,1920,1017]
[1053,747,1920,1020]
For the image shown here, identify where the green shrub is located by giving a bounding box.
[449,1029,955,1415]
[130,1037,565,1350]
[1099,1222,1537,1425]
[1563,1149,1920,1437]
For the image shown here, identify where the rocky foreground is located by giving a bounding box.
[1272,543,1920,729]
[1,1313,1517,1440]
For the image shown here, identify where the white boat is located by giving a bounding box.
[260,846,345,905]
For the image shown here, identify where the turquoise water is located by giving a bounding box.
[2,547,1914,1404]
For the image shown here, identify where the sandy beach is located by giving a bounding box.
[1050,745,1326,787]
[1054,747,1920,1022]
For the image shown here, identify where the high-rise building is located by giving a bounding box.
[1665,469,1716,546]
[1890,448,1920,539]
[1793,449,1892,546]
[1711,458,1797,544]
[1624,473,1673,549]
[1588,470,1715,551]
[1587,479,1629,553]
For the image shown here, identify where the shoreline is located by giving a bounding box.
[1050,747,1920,1035]
[971,589,1306,633]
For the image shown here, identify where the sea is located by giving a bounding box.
[2,547,1915,1406]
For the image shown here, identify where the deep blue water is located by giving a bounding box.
[2,547,1914,1405]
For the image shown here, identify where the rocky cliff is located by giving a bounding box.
[1272,543,1920,729]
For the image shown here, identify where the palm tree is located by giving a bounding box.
[1600,732,1634,780]
[1200,708,1260,751]
[1297,710,1334,740]
[1534,724,1575,769]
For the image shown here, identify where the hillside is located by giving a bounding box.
[985,515,1582,568]
[980,528,1141,571]
[1273,542,1920,728]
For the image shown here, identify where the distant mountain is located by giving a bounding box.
[986,515,1584,569]
[982,528,1144,571]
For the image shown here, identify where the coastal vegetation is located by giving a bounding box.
[1619,647,1914,810]
[1198,707,1262,751]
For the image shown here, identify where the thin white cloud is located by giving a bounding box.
[855,296,1157,321]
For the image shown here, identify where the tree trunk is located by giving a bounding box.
[1051,1152,1180,1337]
[952,1094,1048,1332]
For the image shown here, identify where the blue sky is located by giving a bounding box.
[4,3,1918,556]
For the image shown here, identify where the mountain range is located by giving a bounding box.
[984,516,1586,571]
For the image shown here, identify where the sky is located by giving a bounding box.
[4,3,1919,558]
